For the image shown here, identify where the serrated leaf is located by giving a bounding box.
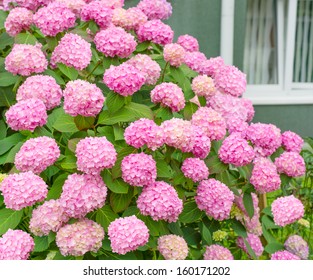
[0,10,8,30]
[156,160,173,178]
[237,164,253,180]
[261,224,276,243]
[67,138,80,153]
[110,187,134,213]
[47,173,68,200]
[53,109,79,133]
[155,106,173,121]
[0,72,18,87]
[14,32,37,45]
[106,91,125,114]
[243,192,254,219]
[169,66,193,99]
[0,133,25,155]
[57,63,78,80]
[243,239,258,260]
[205,155,228,174]
[43,69,65,85]
[183,102,198,120]
[179,201,203,223]
[262,215,280,229]
[97,126,115,143]
[4,142,23,163]
[0,209,23,235]
[0,32,13,50]
[0,86,16,107]
[74,115,95,131]
[96,205,119,231]
[60,154,77,170]
[264,242,284,254]
[182,227,201,246]
[135,41,150,52]
[167,222,184,236]
[122,206,140,217]
[230,219,247,237]
[113,124,124,141]
[33,236,49,252]
[101,170,129,194]
[199,223,212,245]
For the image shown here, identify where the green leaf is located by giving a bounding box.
[169,66,193,100]
[215,170,236,187]
[0,86,16,107]
[135,41,150,52]
[264,242,284,254]
[113,125,124,141]
[43,69,65,85]
[122,206,140,217]
[45,36,58,52]
[0,209,23,235]
[0,72,19,87]
[230,219,247,237]
[110,187,134,213]
[156,160,173,178]
[280,174,292,187]
[88,20,99,34]
[155,106,173,121]
[243,192,254,219]
[124,102,154,120]
[103,56,120,69]
[106,91,125,114]
[167,222,184,236]
[97,126,115,143]
[57,63,78,80]
[182,227,201,246]
[183,102,198,120]
[262,215,280,229]
[139,216,169,236]
[3,142,23,163]
[101,170,129,194]
[199,223,212,245]
[47,174,68,200]
[14,32,37,45]
[0,133,25,155]
[262,224,276,243]
[205,155,228,174]
[0,10,8,30]
[0,120,6,140]
[243,239,258,260]
[111,147,137,179]
[179,201,203,223]
[0,32,14,50]
[33,236,49,252]
[74,115,95,131]
[60,154,77,170]
[237,164,253,180]
[67,138,80,153]
[96,205,119,231]
[53,109,79,133]
[262,206,273,217]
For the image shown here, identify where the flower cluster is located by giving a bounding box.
[184,51,206,72]
[274,152,306,177]
[177,34,199,52]
[14,136,60,174]
[163,43,186,67]
[236,234,264,258]
[181,158,209,182]
[137,181,183,222]
[81,1,113,28]
[3,0,44,11]
[55,0,86,16]
[192,75,216,99]
[199,56,225,77]
[112,7,147,31]
[203,245,234,260]
[271,251,300,260]
[212,230,228,242]
[191,125,211,159]
[137,0,172,20]
[108,215,149,255]
[281,131,304,153]
[0,171,48,210]
[5,7,33,37]
[284,235,309,260]
[157,235,188,260]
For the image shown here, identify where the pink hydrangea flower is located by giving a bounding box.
[50,33,92,71]
[218,133,255,167]
[126,54,161,85]
[121,153,157,187]
[55,0,86,16]
[100,0,124,9]
[181,158,209,182]
[60,174,107,218]
[3,0,47,11]
[81,1,113,28]
[56,219,104,256]
[124,118,164,150]
[0,171,48,210]
[108,215,149,255]
[271,250,300,260]
[103,63,145,96]
[195,179,234,220]
[271,195,304,226]
[161,118,194,152]
[281,131,304,153]
[5,7,33,37]
[226,118,249,138]
[5,43,48,76]
[177,34,199,52]
[137,0,172,20]
[112,7,147,31]
[203,245,234,260]
[191,125,211,159]
[0,230,34,260]
[191,75,216,99]
[33,2,76,36]
[94,26,137,58]
[137,181,183,222]
[199,56,225,77]
[274,152,306,177]
[284,235,309,260]
[137,19,174,46]
[29,199,69,236]
[63,80,105,117]
[16,75,62,110]
[237,233,264,258]
[191,107,226,141]
[150,82,185,112]
[5,98,47,132]
[158,235,188,260]
[75,136,117,175]
[14,136,60,174]
[240,98,255,122]
[163,43,186,67]
[184,51,207,72]
[250,157,281,193]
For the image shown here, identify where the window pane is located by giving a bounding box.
[293,0,313,83]
[243,0,278,84]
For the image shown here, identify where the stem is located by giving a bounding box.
[161,62,169,82]
[86,59,102,79]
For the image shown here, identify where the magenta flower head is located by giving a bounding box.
[284,235,309,260]
[199,56,225,77]
[203,245,234,260]
[150,82,185,112]
[121,153,157,187]
[0,229,34,260]
[81,1,113,28]
[112,7,147,31]
[218,133,255,167]
[5,98,47,132]
[191,107,226,141]
[101,0,124,9]
[226,118,249,138]
[108,215,149,255]
[0,171,48,210]
[250,157,281,193]
[124,118,164,151]
[192,75,216,99]
[16,75,62,110]
[163,43,186,67]
[103,63,145,96]
[5,43,48,76]
[3,0,45,11]
[94,26,137,58]
[137,181,183,222]
[195,179,234,221]
[158,235,188,260]
[271,195,304,226]
[50,33,92,71]
[29,199,69,236]
[5,7,33,37]
[137,19,174,46]
[14,136,60,174]
[55,0,86,16]
[60,174,107,218]
[75,136,117,175]
[137,0,172,20]
[177,34,199,52]
[191,125,211,159]
[33,2,76,36]
[274,152,306,177]
[184,51,207,72]
[63,80,105,117]
[56,219,104,257]
[126,54,161,85]
[271,250,300,260]
[181,158,209,182]
[237,233,264,258]
[281,131,304,153]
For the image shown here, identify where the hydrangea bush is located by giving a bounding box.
[0,0,311,260]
